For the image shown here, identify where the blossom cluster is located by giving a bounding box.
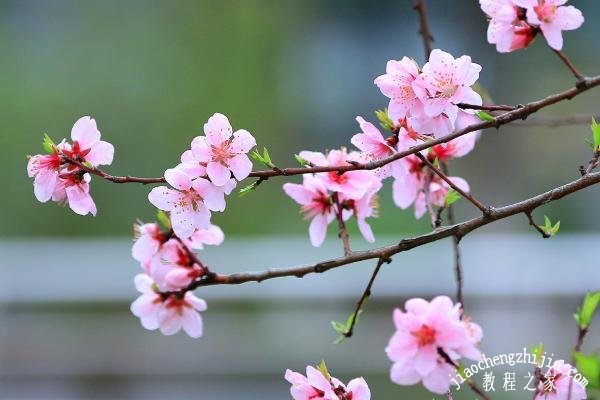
[480,0,584,52]
[386,296,482,394]
[285,365,370,400]
[535,360,587,400]
[284,49,480,246]
[129,112,256,337]
[27,116,114,216]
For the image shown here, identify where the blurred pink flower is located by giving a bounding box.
[386,296,482,394]
[27,151,61,202]
[191,113,256,186]
[480,0,537,52]
[62,116,114,167]
[535,360,587,400]
[351,116,402,179]
[285,366,371,400]
[517,0,583,50]
[52,172,97,216]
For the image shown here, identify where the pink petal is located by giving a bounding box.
[422,363,454,394]
[346,378,371,400]
[186,293,208,312]
[130,293,160,330]
[206,161,231,186]
[170,207,197,238]
[298,150,328,166]
[192,178,226,212]
[541,24,564,50]
[190,136,212,162]
[413,345,438,376]
[71,116,100,149]
[148,186,181,211]
[132,235,160,263]
[65,183,97,216]
[229,129,256,153]
[227,154,253,181]
[204,113,232,146]
[181,308,204,338]
[390,361,422,385]
[86,141,114,166]
[164,168,192,191]
[556,6,583,30]
[308,214,329,247]
[33,170,58,203]
[357,218,375,243]
[134,273,155,294]
[283,183,314,206]
[157,307,183,336]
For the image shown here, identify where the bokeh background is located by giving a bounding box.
[1,0,599,399]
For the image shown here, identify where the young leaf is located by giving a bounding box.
[530,342,545,367]
[251,147,275,168]
[375,109,395,131]
[156,210,171,230]
[445,189,461,207]
[574,290,600,329]
[476,111,495,122]
[540,215,560,237]
[317,360,331,381]
[294,154,309,167]
[238,181,258,197]
[573,352,600,388]
[42,133,56,154]
[591,118,600,151]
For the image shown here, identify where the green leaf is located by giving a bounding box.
[294,154,309,167]
[330,309,362,344]
[455,363,468,381]
[317,360,331,381]
[445,189,461,207]
[238,181,258,197]
[375,109,395,131]
[476,111,495,122]
[156,210,171,230]
[592,118,600,151]
[574,291,600,329]
[530,342,545,367]
[42,133,56,154]
[251,147,275,168]
[573,352,600,388]
[540,215,560,237]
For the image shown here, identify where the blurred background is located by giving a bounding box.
[1,0,599,399]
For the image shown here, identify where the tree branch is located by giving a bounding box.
[553,49,584,81]
[344,257,390,338]
[183,170,600,289]
[333,192,352,256]
[525,211,551,238]
[413,0,433,59]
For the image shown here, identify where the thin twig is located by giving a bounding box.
[568,326,589,400]
[416,153,490,214]
[344,257,390,338]
[423,169,438,228]
[412,0,433,59]
[582,151,600,175]
[58,77,600,185]
[441,162,464,310]
[181,170,600,289]
[525,211,550,238]
[333,192,352,256]
[553,49,584,81]
[438,348,492,400]
[457,103,517,112]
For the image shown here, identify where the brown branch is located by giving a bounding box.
[333,192,351,255]
[568,325,589,400]
[525,211,551,239]
[412,0,433,59]
[457,103,517,112]
[441,162,464,311]
[553,49,584,81]
[581,150,600,175]
[58,77,600,186]
[344,257,390,338]
[416,153,490,214]
[438,348,492,400]
[514,114,600,127]
[183,170,600,289]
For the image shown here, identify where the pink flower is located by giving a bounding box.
[62,116,114,167]
[535,360,587,400]
[480,0,537,52]
[374,57,423,121]
[429,132,479,162]
[130,274,208,338]
[517,0,583,50]
[132,222,165,264]
[412,49,482,136]
[283,175,336,247]
[351,116,402,179]
[148,168,229,238]
[190,113,256,186]
[386,296,482,394]
[52,172,98,216]
[285,366,371,400]
[148,238,205,291]
[183,224,225,250]
[299,149,378,199]
[27,151,61,202]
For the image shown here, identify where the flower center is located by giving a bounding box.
[211,141,232,163]
[534,2,557,23]
[412,324,436,347]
